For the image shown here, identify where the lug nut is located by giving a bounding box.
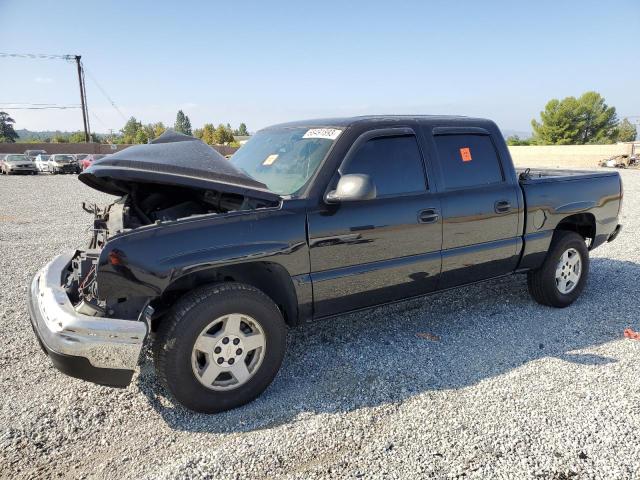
[222,337,229,344]
[217,357,224,364]
[236,348,242,355]
[228,358,235,365]
[214,347,221,354]
[233,338,240,345]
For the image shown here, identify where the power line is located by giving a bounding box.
[1,52,123,133]
[1,103,81,106]
[0,51,91,142]
[0,105,81,110]
[91,111,110,130]
[83,65,127,121]
[0,52,74,61]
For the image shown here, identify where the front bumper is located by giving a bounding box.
[52,164,77,173]
[27,252,147,387]
[7,167,37,174]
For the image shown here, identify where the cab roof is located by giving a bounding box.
[263,115,493,130]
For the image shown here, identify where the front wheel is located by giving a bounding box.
[527,231,589,308]
[153,282,287,413]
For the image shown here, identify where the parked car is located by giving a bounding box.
[24,149,47,161]
[34,154,51,172]
[1,154,38,175]
[28,119,623,413]
[47,154,78,174]
[81,153,108,171]
[68,155,82,174]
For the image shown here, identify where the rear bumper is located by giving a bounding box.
[27,252,147,387]
[608,224,622,243]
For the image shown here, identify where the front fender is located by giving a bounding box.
[96,208,309,300]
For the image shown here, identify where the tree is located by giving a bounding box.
[0,111,19,143]
[121,116,143,143]
[51,135,69,144]
[198,123,216,145]
[213,123,235,145]
[183,115,192,136]
[134,129,149,144]
[174,110,192,135]
[506,135,532,146]
[152,122,166,138]
[68,131,100,143]
[531,97,581,145]
[174,110,186,133]
[616,118,637,142]
[236,123,249,136]
[531,91,618,145]
[575,91,618,144]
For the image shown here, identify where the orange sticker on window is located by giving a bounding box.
[460,147,472,162]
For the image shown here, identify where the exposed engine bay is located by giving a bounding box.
[83,184,279,248]
[65,184,280,317]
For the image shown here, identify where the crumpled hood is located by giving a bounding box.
[78,130,280,202]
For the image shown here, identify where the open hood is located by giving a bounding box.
[78,130,280,202]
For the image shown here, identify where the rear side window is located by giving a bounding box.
[434,134,503,189]
[343,135,426,196]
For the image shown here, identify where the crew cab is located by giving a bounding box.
[27,117,623,413]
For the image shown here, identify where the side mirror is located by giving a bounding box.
[325,174,377,204]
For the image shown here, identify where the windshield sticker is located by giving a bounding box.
[460,147,472,162]
[303,128,342,140]
[262,154,279,166]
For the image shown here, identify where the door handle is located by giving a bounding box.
[494,200,511,214]
[418,208,439,224]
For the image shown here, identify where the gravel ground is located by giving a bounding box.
[1,171,639,479]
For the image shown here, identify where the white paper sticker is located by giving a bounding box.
[262,154,279,166]
[302,128,342,140]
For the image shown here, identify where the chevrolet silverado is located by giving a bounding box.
[28,117,623,413]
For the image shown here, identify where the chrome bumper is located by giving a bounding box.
[28,252,147,386]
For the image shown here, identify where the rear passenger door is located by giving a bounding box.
[307,128,442,317]
[431,129,521,288]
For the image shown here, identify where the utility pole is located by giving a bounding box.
[74,55,90,143]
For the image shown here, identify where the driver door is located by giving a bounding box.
[307,128,443,318]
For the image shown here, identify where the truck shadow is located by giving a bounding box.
[137,257,637,433]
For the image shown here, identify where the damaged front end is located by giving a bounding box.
[28,130,281,387]
[68,182,278,318]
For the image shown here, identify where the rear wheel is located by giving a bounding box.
[153,282,287,413]
[527,231,589,308]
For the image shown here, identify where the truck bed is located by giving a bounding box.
[516,168,620,184]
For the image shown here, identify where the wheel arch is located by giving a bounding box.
[554,213,596,247]
[156,261,300,328]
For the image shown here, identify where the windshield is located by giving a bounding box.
[6,155,28,162]
[55,155,75,162]
[230,127,341,195]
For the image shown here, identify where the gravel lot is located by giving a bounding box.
[1,171,639,479]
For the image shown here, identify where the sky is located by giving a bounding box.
[0,0,638,136]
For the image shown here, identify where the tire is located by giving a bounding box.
[153,282,287,413]
[527,231,589,308]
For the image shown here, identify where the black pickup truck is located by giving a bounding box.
[28,117,622,413]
